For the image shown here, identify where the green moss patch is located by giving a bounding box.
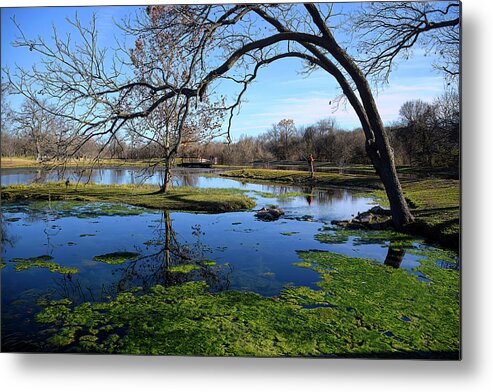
[367,179,459,249]
[199,260,217,267]
[93,252,140,265]
[10,255,78,275]
[221,169,382,190]
[1,182,256,213]
[168,264,200,274]
[293,251,459,355]
[280,232,300,236]
[315,227,422,248]
[36,249,459,357]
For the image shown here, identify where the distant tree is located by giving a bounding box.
[313,118,337,162]
[434,89,460,167]
[397,91,459,168]
[398,99,439,167]
[265,119,297,160]
[1,81,16,157]
[10,98,56,162]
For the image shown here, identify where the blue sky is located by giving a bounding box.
[1,4,449,139]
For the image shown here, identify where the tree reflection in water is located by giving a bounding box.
[52,211,231,305]
[383,246,406,269]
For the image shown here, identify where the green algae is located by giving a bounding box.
[11,200,151,219]
[93,251,140,265]
[35,248,459,357]
[10,255,78,275]
[199,260,217,267]
[293,251,459,353]
[168,264,200,274]
[315,227,423,248]
[280,232,300,236]
[2,182,256,213]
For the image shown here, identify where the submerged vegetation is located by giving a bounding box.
[3,200,151,219]
[35,249,459,357]
[315,227,423,248]
[1,182,256,213]
[93,252,140,265]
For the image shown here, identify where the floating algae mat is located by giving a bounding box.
[34,250,459,357]
[93,252,140,265]
[10,255,78,275]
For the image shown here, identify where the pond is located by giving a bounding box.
[0,167,459,355]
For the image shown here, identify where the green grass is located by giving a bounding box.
[0,157,43,168]
[220,168,382,189]
[369,179,460,249]
[0,157,168,169]
[1,182,256,213]
[35,249,459,357]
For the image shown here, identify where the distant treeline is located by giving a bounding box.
[2,93,458,170]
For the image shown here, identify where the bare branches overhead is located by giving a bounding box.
[350,1,460,82]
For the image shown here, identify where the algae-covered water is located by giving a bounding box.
[0,168,460,356]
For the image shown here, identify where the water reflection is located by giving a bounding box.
[1,167,214,187]
[105,212,231,296]
[384,247,406,269]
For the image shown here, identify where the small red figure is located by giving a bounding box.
[307,154,315,179]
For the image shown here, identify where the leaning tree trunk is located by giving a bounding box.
[303,3,415,228]
[369,142,414,228]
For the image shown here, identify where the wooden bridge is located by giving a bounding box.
[177,157,216,168]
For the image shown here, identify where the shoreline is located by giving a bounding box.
[220,169,459,250]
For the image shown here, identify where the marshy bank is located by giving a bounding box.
[220,169,459,250]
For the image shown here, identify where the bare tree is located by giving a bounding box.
[121,7,226,192]
[4,3,460,227]
[10,98,55,162]
[265,119,297,160]
[350,1,460,82]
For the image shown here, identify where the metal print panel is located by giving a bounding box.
[0,1,460,358]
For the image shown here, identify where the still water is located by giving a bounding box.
[1,167,457,351]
